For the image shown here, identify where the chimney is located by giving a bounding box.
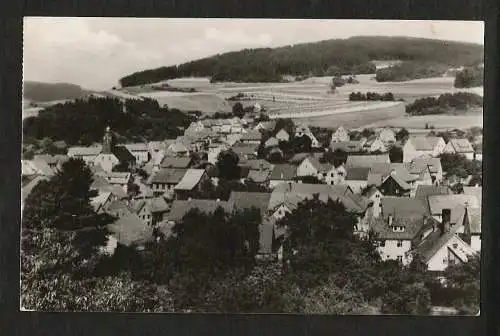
[440,208,451,235]
[388,214,393,226]
[216,198,220,202]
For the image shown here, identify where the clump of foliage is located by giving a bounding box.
[375,61,448,82]
[406,92,483,116]
[349,92,395,101]
[454,67,484,88]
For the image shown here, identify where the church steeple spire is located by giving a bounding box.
[102,126,114,154]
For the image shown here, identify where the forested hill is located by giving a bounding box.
[23,81,92,102]
[119,36,484,86]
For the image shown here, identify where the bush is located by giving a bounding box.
[454,67,484,88]
[406,92,483,116]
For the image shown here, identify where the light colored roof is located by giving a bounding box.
[275,129,290,139]
[405,156,442,174]
[370,215,436,240]
[413,225,471,263]
[346,154,390,167]
[21,175,49,201]
[427,195,480,216]
[240,130,262,141]
[68,145,102,156]
[247,169,271,183]
[462,186,482,205]
[150,168,187,184]
[124,143,149,152]
[90,191,112,212]
[29,160,54,176]
[167,199,234,222]
[408,136,434,151]
[168,141,190,153]
[381,197,429,218]
[174,169,206,191]
[105,172,131,185]
[449,139,474,153]
[456,207,481,234]
[426,136,444,148]
[108,212,154,247]
[21,160,37,176]
[264,137,279,148]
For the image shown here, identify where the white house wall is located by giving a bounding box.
[377,239,412,265]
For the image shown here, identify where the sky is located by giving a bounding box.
[23,18,484,90]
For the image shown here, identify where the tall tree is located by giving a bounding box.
[216,149,241,180]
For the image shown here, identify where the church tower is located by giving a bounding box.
[102,126,115,154]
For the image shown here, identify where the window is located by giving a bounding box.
[397,240,403,247]
[452,243,458,248]
[397,256,403,262]
[379,241,385,247]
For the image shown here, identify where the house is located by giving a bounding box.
[295,124,321,148]
[296,155,330,179]
[92,127,136,172]
[410,221,475,272]
[240,130,263,144]
[32,154,69,170]
[370,214,438,265]
[148,168,188,196]
[90,175,128,200]
[160,156,193,169]
[275,129,290,142]
[166,199,234,224]
[377,128,396,145]
[443,139,475,160]
[362,136,387,153]
[240,159,273,172]
[345,167,371,193]
[324,164,347,185]
[415,185,452,201]
[330,141,364,153]
[166,141,190,157]
[123,143,150,165]
[246,170,271,187]
[228,191,272,218]
[232,143,259,161]
[379,172,412,197]
[331,126,349,143]
[462,186,482,204]
[107,212,155,251]
[264,136,280,148]
[456,206,482,253]
[67,145,102,166]
[207,143,228,165]
[403,136,445,162]
[129,197,170,226]
[100,171,132,192]
[405,156,443,186]
[21,159,54,177]
[361,186,383,218]
[346,154,390,167]
[269,164,297,188]
[174,169,208,199]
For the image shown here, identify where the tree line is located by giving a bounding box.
[22,97,196,147]
[375,61,449,82]
[119,37,483,86]
[454,66,484,88]
[405,92,483,116]
[349,92,395,101]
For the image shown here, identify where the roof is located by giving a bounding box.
[269,164,297,180]
[240,130,262,141]
[174,169,206,191]
[405,156,442,174]
[289,152,321,164]
[370,215,436,240]
[449,139,474,153]
[275,129,290,139]
[112,145,136,164]
[381,173,411,190]
[123,143,149,152]
[264,137,279,148]
[304,156,332,172]
[107,213,154,247]
[462,186,482,205]
[370,163,416,182]
[381,197,430,218]
[362,185,381,198]
[150,168,187,185]
[228,191,272,217]
[68,145,102,157]
[160,156,192,169]
[346,154,390,167]
[269,183,363,213]
[456,207,481,234]
[247,169,271,183]
[415,185,452,200]
[330,141,363,153]
[149,197,170,213]
[90,192,112,212]
[33,154,58,165]
[240,159,273,171]
[29,160,54,176]
[259,220,274,255]
[232,143,258,156]
[101,184,128,199]
[105,172,131,185]
[168,142,190,153]
[427,195,480,216]
[167,199,234,222]
[255,121,276,131]
[346,167,371,181]
[91,175,112,189]
[426,136,444,148]
[407,136,434,151]
[106,199,131,212]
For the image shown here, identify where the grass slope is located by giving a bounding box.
[23,81,91,102]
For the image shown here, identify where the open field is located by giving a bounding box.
[138,91,232,113]
[363,113,483,130]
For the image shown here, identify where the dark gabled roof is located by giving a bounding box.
[112,145,136,164]
[167,199,234,222]
[150,168,187,185]
[412,225,463,263]
[106,199,131,212]
[381,197,430,218]
[269,164,297,180]
[160,156,192,169]
[240,130,262,141]
[346,167,371,181]
[415,185,452,200]
[427,195,480,216]
[232,143,259,155]
[449,139,474,153]
[381,173,411,191]
[370,215,436,240]
[228,191,272,217]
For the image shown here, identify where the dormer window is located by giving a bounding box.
[392,226,405,232]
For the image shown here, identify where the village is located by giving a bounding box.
[21,106,482,275]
